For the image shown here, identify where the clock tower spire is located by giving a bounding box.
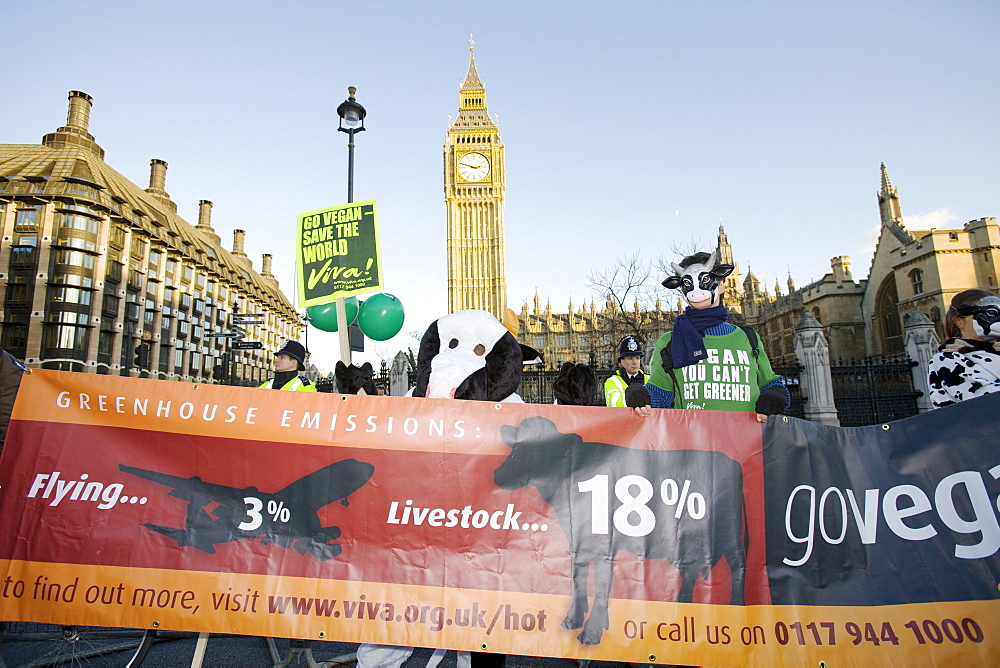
[444,37,507,319]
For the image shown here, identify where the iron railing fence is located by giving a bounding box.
[830,354,920,427]
[250,355,919,428]
[771,358,806,420]
[518,369,606,406]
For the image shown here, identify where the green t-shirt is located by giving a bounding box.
[648,329,779,412]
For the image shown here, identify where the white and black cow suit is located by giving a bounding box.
[358,310,522,668]
[928,338,1000,408]
[928,290,1000,409]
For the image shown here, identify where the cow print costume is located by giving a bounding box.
[928,338,1000,408]
[359,310,519,668]
[410,309,527,403]
[928,295,1000,409]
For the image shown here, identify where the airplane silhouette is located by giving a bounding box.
[120,459,375,561]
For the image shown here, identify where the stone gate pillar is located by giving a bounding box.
[390,351,411,397]
[794,312,840,425]
[904,307,940,413]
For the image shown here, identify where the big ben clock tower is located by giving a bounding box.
[444,38,507,319]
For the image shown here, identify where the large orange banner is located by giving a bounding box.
[0,370,998,665]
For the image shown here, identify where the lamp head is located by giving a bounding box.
[337,86,367,133]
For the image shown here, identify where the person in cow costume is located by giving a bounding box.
[629,250,788,421]
[411,308,527,402]
[357,309,523,668]
[928,288,1000,408]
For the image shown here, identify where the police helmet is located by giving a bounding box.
[276,340,307,368]
[617,335,644,360]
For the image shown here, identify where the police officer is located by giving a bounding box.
[259,340,317,391]
[604,335,649,407]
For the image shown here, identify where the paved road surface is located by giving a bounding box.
[1,623,647,667]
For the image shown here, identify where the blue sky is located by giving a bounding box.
[5,1,998,371]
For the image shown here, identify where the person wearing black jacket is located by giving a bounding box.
[0,345,27,454]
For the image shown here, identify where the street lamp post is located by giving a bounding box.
[338,86,366,203]
[333,86,367,363]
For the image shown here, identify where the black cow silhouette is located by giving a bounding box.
[121,459,374,560]
[494,416,746,645]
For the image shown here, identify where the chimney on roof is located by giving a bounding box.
[233,229,247,257]
[261,253,279,289]
[42,90,105,159]
[145,159,177,212]
[67,91,93,132]
[148,159,167,193]
[195,199,221,245]
[232,229,253,269]
[198,200,213,228]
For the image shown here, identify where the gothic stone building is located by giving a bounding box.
[517,293,678,371]
[0,91,303,383]
[741,164,999,362]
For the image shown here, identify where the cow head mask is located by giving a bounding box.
[957,295,1000,341]
[413,309,524,401]
[662,251,734,310]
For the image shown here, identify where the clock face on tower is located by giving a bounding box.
[457,152,490,182]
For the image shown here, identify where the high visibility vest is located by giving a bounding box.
[603,370,649,407]
[259,376,317,392]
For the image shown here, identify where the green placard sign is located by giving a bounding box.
[296,200,382,306]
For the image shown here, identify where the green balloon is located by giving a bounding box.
[306,297,358,332]
[357,293,405,341]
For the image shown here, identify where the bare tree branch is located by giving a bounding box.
[586,253,676,368]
